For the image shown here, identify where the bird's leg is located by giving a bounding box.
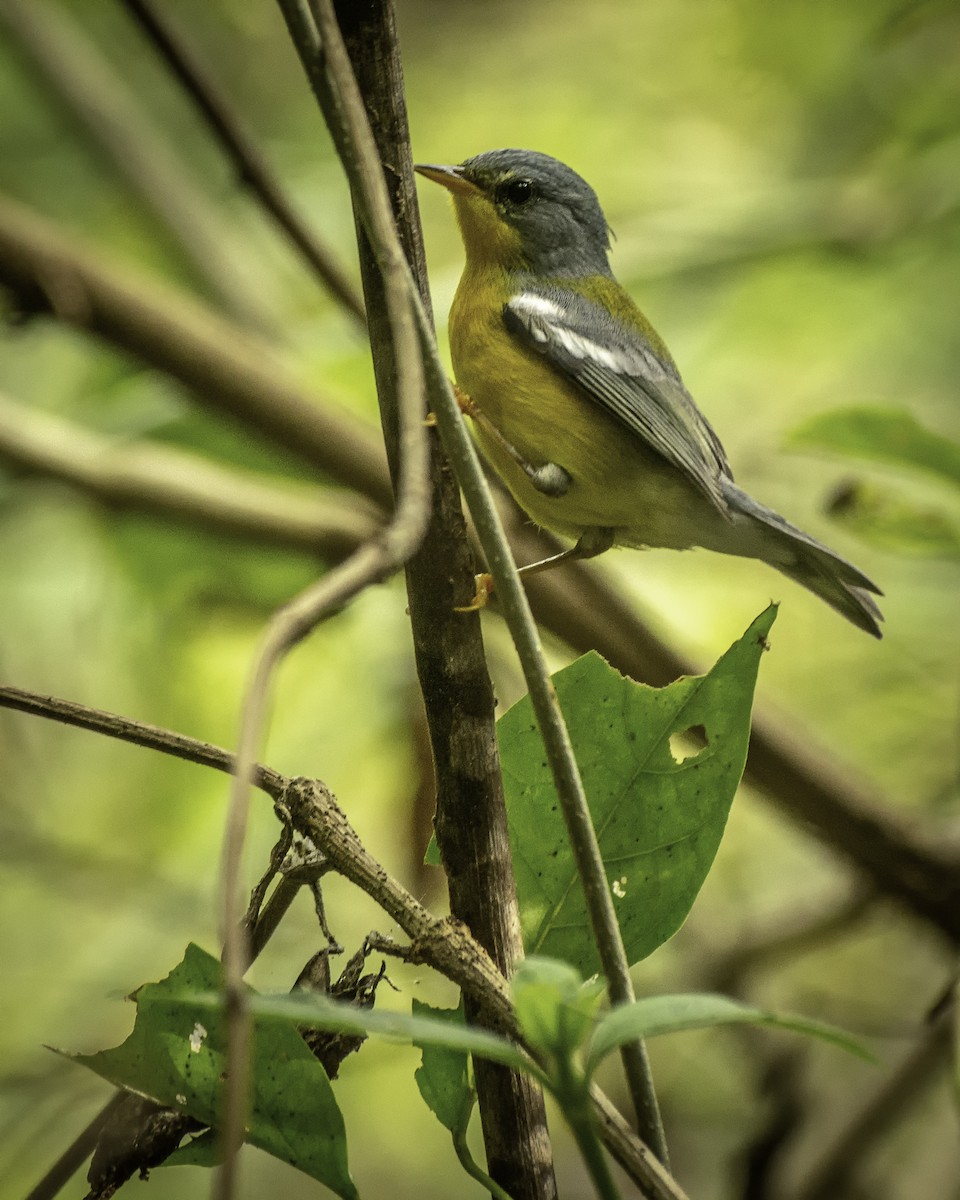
[518,527,616,578]
[456,528,615,612]
[455,386,572,498]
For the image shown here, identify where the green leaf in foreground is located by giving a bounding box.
[500,606,776,974]
[511,957,605,1061]
[789,406,960,488]
[236,990,530,1074]
[585,992,873,1074]
[66,944,358,1199]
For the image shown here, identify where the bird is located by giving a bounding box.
[415,148,883,637]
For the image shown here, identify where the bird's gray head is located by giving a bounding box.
[456,149,613,277]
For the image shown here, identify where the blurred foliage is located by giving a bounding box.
[790,406,960,557]
[0,1,958,1198]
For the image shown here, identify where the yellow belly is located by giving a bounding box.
[449,269,707,550]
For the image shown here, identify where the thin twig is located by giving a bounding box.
[24,1092,128,1200]
[1,689,684,1199]
[119,0,366,326]
[282,0,665,1167]
[281,776,687,1200]
[0,684,282,795]
[327,0,557,1193]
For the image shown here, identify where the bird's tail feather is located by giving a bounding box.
[722,482,884,638]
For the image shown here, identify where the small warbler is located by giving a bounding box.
[415,149,883,637]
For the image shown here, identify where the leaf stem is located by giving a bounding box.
[554,1069,622,1200]
[453,1110,517,1200]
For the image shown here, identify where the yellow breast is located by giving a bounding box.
[448,265,703,549]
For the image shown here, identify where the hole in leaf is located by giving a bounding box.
[669,724,708,764]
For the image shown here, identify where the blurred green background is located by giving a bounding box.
[0,1,957,1197]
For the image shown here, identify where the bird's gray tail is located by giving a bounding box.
[721,481,884,638]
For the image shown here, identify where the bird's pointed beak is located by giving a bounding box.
[414,163,481,196]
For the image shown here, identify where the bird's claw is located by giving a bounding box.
[454,572,495,612]
[453,384,479,417]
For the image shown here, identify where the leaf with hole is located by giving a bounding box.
[501,606,776,973]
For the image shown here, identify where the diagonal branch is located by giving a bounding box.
[0,195,391,507]
[0,685,687,1200]
[0,684,284,795]
[118,0,366,326]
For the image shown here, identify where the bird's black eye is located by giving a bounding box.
[497,177,536,207]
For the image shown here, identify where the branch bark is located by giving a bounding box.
[0,387,380,557]
[0,684,689,1200]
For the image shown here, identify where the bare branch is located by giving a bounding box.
[1,684,684,1199]
[403,97,671,1179]
[324,0,559,1192]
[0,684,284,796]
[282,777,689,1200]
[118,0,366,326]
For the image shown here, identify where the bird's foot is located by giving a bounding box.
[454,572,495,612]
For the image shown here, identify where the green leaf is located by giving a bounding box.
[67,944,358,1199]
[789,407,960,488]
[411,1000,474,1135]
[511,958,605,1060]
[817,479,960,559]
[166,1129,221,1168]
[500,607,776,973]
[586,993,873,1072]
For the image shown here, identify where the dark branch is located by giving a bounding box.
[0,685,285,797]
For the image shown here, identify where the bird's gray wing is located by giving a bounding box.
[503,285,733,514]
